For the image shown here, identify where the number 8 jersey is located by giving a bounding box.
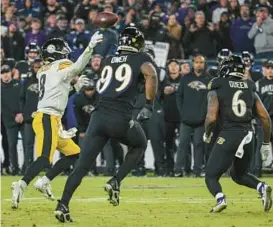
[36,59,73,117]
[208,77,256,130]
[96,52,152,116]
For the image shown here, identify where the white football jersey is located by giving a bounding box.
[36,44,96,117]
[37,59,74,116]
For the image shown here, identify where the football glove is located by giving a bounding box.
[203,132,213,144]
[137,104,153,121]
[74,75,90,92]
[260,142,271,161]
[89,31,103,48]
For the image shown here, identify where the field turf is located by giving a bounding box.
[1,176,273,227]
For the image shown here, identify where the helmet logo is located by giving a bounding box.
[47,44,56,53]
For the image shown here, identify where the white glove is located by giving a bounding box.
[203,132,213,144]
[261,142,271,161]
[74,75,90,92]
[59,127,78,139]
[89,31,103,48]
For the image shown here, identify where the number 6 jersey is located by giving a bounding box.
[96,52,152,116]
[208,77,256,130]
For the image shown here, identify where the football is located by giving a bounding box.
[92,12,118,28]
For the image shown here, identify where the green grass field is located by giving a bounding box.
[1,176,273,227]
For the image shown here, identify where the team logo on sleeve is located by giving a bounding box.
[188,81,207,91]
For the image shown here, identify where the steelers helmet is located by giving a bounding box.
[117,25,145,53]
[41,38,71,62]
[219,55,245,78]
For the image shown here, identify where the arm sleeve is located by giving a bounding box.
[248,23,259,39]
[176,77,184,117]
[60,45,96,81]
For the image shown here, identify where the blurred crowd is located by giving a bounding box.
[1,0,273,177]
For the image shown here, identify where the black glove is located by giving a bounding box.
[137,103,153,121]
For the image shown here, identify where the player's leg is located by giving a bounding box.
[230,140,272,212]
[34,138,80,200]
[205,131,243,213]
[104,120,147,206]
[11,113,58,209]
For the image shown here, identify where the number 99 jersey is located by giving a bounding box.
[208,77,256,130]
[96,52,152,114]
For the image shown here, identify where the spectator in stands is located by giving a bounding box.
[215,11,233,51]
[17,0,41,19]
[44,14,57,35]
[20,59,41,169]
[66,18,91,60]
[176,54,210,177]
[87,8,99,31]
[242,51,263,81]
[212,0,228,24]
[248,5,273,58]
[183,11,217,58]
[2,23,25,61]
[113,11,126,34]
[44,0,64,18]
[47,14,68,39]
[17,16,28,37]
[230,4,255,53]
[228,0,240,20]
[145,11,168,43]
[1,65,25,175]
[163,59,182,176]
[24,18,46,46]
[74,0,100,22]
[180,61,191,75]
[166,14,184,59]
[85,54,102,81]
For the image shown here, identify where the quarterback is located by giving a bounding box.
[11,32,103,209]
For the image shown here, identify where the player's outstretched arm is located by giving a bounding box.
[62,31,103,81]
[141,62,158,101]
[255,93,272,143]
[204,90,219,142]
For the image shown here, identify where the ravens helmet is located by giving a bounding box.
[117,25,145,53]
[241,51,254,66]
[217,49,232,64]
[41,38,71,62]
[25,42,40,63]
[219,55,245,78]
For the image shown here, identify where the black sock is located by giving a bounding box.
[46,154,79,181]
[60,164,89,207]
[231,172,260,189]
[115,147,143,184]
[205,175,223,197]
[22,156,50,185]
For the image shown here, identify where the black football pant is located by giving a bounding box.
[60,109,147,206]
[1,118,9,170]
[205,130,261,197]
[24,122,35,169]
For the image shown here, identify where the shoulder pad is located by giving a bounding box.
[207,77,221,90]
[57,60,73,70]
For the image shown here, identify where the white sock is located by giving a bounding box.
[18,180,27,190]
[215,192,225,200]
[257,182,263,192]
[42,176,50,184]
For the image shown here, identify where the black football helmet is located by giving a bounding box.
[41,38,71,62]
[25,42,40,63]
[117,25,145,53]
[219,55,245,78]
[241,51,254,66]
[217,49,232,64]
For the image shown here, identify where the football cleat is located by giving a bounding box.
[104,178,120,206]
[210,196,227,213]
[11,182,24,209]
[258,184,272,212]
[34,177,55,201]
[54,200,73,223]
